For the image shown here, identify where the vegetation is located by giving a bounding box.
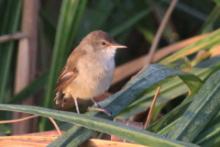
[0,0,220,146]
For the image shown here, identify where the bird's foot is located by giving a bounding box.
[88,106,112,116]
[89,98,111,116]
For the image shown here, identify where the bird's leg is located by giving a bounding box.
[73,97,80,114]
[91,97,101,107]
[89,97,111,116]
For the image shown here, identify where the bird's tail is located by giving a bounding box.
[54,92,65,107]
[54,92,74,109]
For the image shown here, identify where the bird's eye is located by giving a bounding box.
[101,41,107,46]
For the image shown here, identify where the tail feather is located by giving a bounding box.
[54,92,76,110]
[54,92,92,112]
[54,92,64,105]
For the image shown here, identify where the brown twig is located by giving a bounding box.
[113,33,207,84]
[0,115,38,124]
[0,32,26,43]
[144,86,161,129]
[48,117,62,136]
[145,0,178,67]
[0,114,62,136]
[150,0,178,43]
[113,0,178,85]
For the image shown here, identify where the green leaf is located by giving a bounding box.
[148,96,192,133]
[120,58,220,119]
[118,70,204,119]
[195,111,220,146]
[160,28,220,64]
[48,127,96,147]
[164,70,220,142]
[0,0,21,102]
[215,0,220,6]
[178,74,202,95]
[101,64,199,116]
[200,5,220,33]
[0,104,198,147]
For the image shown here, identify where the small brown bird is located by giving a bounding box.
[54,30,126,113]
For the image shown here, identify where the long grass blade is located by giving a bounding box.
[0,104,198,147]
[164,70,220,141]
[0,0,21,102]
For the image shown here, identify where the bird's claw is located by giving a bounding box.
[88,106,112,116]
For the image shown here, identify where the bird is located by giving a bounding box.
[54,30,126,114]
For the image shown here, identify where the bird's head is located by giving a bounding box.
[79,30,126,55]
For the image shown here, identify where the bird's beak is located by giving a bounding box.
[110,42,127,49]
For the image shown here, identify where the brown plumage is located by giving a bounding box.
[56,49,86,92]
[54,30,126,113]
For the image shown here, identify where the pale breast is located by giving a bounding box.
[66,51,115,99]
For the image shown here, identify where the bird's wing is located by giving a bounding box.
[56,49,86,92]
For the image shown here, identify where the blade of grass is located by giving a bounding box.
[148,95,192,132]
[49,126,96,147]
[0,0,21,102]
[156,62,220,135]
[163,0,206,21]
[160,28,220,64]
[194,111,220,146]
[0,104,198,147]
[118,59,220,118]
[164,70,220,142]
[200,5,220,33]
[144,86,161,128]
